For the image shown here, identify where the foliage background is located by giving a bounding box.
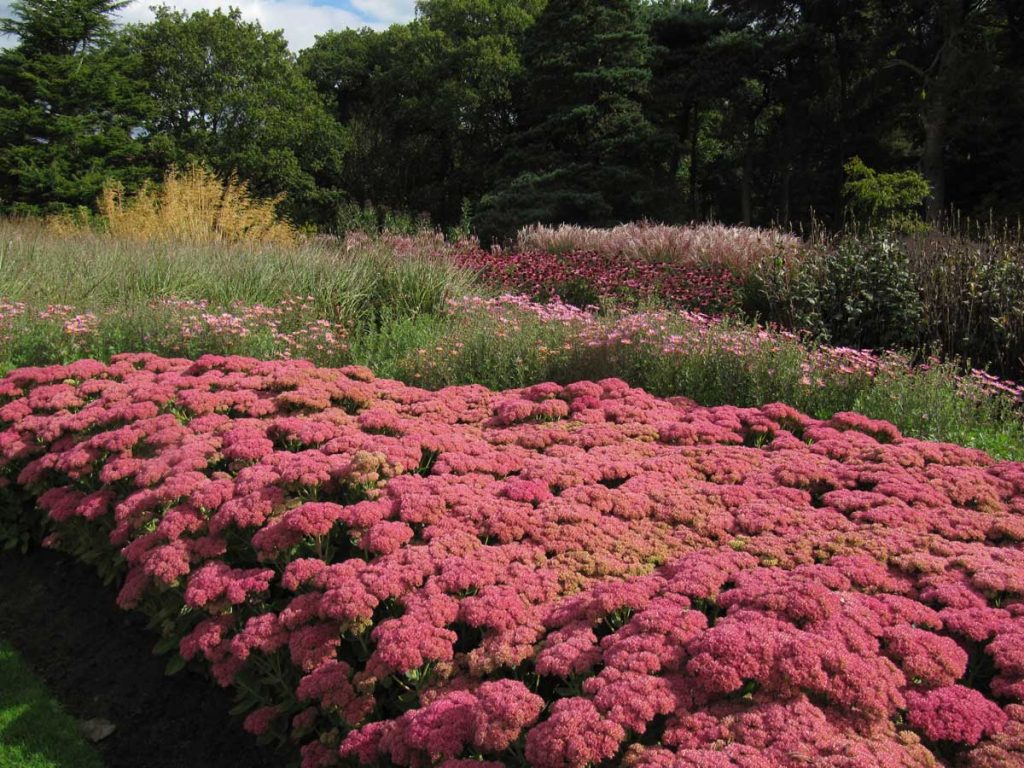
[2,0,1022,235]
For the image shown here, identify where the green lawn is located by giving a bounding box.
[0,642,103,768]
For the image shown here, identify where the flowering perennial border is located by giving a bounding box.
[1,354,1023,767]
[0,297,351,361]
[445,295,1024,406]
[458,249,740,313]
[7,293,1024,411]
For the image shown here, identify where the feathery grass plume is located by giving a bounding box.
[43,206,95,237]
[97,165,295,246]
[516,222,805,275]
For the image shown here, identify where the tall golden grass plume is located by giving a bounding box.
[95,165,295,245]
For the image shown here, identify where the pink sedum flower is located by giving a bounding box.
[906,685,1008,745]
[524,698,625,768]
[243,706,279,736]
[3,354,1024,767]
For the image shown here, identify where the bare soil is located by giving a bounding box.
[0,548,291,768]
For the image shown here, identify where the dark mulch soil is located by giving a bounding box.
[0,548,292,768]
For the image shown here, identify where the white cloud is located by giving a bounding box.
[349,0,416,23]
[121,0,417,50]
[0,0,418,51]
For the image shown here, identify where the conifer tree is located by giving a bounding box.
[0,0,150,212]
[474,0,657,242]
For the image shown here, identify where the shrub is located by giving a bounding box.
[2,355,1023,767]
[904,227,1024,377]
[755,232,924,351]
[842,156,930,234]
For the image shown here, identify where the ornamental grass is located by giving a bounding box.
[515,222,805,275]
[96,165,296,246]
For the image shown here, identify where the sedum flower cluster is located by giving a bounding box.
[1,354,1023,767]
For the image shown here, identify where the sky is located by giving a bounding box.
[0,0,418,51]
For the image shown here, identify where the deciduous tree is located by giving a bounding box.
[119,7,347,226]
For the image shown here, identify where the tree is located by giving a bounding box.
[842,155,930,232]
[0,0,151,212]
[474,0,657,242]
[927,0,1024,220]
[417,0,544,224]
[3,0,1021,230]
[707,0,889,228]
[869,0,1008,219]
[1,0,125,55]
[301,1,542,228]
[645,0,731,221]
[118,7,348,226]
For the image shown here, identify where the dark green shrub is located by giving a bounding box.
[753,233,924,351]
[815,233,924,349]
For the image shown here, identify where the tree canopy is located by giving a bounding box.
[118,7,347,226]
[0,0,1021,231]
[473,0,656,241]
[0,0,151,212]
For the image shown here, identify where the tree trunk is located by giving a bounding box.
[835,31,850,226]
[741,143,753,226]
[689,109,701,220]
[1002,0,1024,65]
[923,91,947,221]
[667,102,690,220]
[780,103,795,226]
[781,165,791,226]
[922,0,966,221]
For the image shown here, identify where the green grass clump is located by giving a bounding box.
[0,219,478,324]
[0,642,103,768]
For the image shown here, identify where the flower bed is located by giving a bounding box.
[0,298,352,364]
[443,296,1024,408]
[1,355,1024,767]
[458,249,740,312]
